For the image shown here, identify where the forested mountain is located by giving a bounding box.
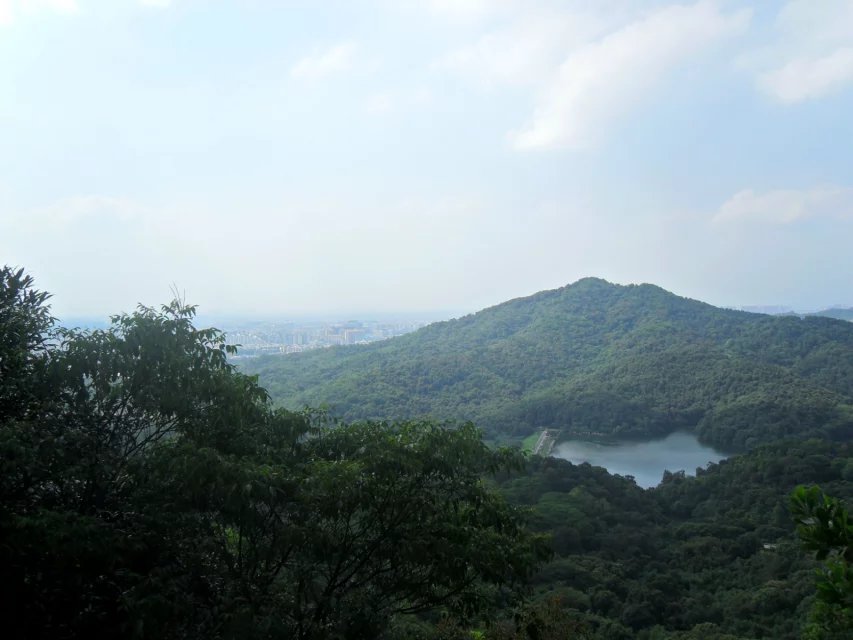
[242,278,853,450]
[4,266,852,639]
[499,437,853,639]
[811,307,853,322]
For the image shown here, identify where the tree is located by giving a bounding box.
[133,416,550,639]
[0,266,54,423]
[0,267,548,639]
[790,485,853,638]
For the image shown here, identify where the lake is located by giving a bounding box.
[552,431,729,489]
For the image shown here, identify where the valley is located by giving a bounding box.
[5,269,852,639]
[234,277,853,636]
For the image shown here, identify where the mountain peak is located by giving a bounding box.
[568,276,615,288]
[242,280,853,451]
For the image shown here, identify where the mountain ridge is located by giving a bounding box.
[811,306,853,321]
[241,278,853,450]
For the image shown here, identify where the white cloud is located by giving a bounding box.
[0,0,77,26]
[0,1,13,26]
[509,2,750,150]
[0,194,193,316]
[436,10,606,88]
[422,0,505,22]
[752,0,853,104]
[774,0,853,48]
[713,187,853,224]
[759,48,853,103]
[365,92,394,114]
[1,191,505,316]
[290,42,357,79]
[9,195,148,231]
[47,0,77,11]
[364,87,432,115]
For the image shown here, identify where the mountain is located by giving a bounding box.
[739,304,794,315]
[811,306,853,322]
[240,278,853,451]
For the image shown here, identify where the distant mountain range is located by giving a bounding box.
[739,305,853,320]
[240,278,853,451]
[811,307,853,321]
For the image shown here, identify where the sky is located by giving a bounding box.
[1,0,852,319]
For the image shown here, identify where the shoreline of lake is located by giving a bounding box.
[552,431,731,489]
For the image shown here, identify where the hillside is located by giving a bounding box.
[6,265,853,639]
[498,437,853,639]
[241,278,853,450]
[811,306,853,321]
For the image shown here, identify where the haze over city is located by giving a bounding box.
[2,0,852,318]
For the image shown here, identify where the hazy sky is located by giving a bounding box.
[2,0,852,318]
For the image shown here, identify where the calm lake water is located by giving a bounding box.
[552,431,729,489]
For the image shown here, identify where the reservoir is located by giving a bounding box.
[552,431,729,489]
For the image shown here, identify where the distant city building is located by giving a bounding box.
[222,318,431,358]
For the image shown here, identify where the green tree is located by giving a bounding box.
[0,267,547,639]
[0,266,54,422]
[790,485,853,638]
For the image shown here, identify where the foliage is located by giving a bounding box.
[0,268,547,639]
[494,439,853,639]
[241,278,853,450]
[5,266,853,639]
[790,486,853,638]
[0,266,55,423]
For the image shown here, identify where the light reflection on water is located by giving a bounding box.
[552,431,729,489]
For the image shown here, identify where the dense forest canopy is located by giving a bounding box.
[241,278,853,450]
[0,267,548,639]
[3,266,852,639]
